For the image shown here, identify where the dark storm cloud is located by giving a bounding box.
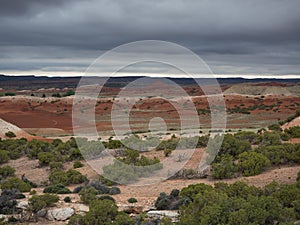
[0,0,75,16]
[0,0,299,76]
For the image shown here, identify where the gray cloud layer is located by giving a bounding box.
[0,0,300,76]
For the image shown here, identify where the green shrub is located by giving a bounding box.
[21,174,37,188]
[212,154,237,179]
[4,92,15,96]
[64,196,71,203]
[68,148,83,160]
[285,126,300,138]
[30,190,37,195]
[160,217,173,225]
[238,151,270,176]
[26,139,51,159]
[28,194,59,213]
[128,197,137,203]
[84,200,118,223]
[68,199,133,225]
[103,149,163,183]
[4,132,16,138]
[114,211,134,225]
[234,131,262,145]
[49,169,87,185]
[261,132,281,146]
[98,195,116,203]
[280,132,291,141]
[256,144,294,165]
[49,161,64,172]
[49,171,68,185]
[108,186,121,195]
[180,183,213,201]
[0,150,9,164]
[103,160,138,184]
[0,189,22,215]
[99,175,116,186]
[219,134,251,157]
[63,90,75,97]
[155,190,188,210]
[73,160,84,169]
[79,187,98,204]
[0,166,15,178]
[0,177,31,192]
[43,184,71,194]
[66,169,88,184]
[268,123,282,132]
[178,181,298,225]
[52,93,61,98]
[68,215,85,225]
[164,149,173,157]
[38,152,55,166]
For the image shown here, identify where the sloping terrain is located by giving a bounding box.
[282,116,300,130]
[0,118,33,139]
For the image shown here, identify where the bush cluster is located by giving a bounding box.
[75,180,121,204]
[68,199,133,225]
[28,194,59,213]
[0,166,15,179]
[73,160,84,168]
[49,169,88,185]
[178,180,300,225]
[155,189,189,210]
[0,177,32,192]
[0,137,84,164]
[0,189,24,215]
[210,132,300,179]
[43,184,72,194]
[103,149,162,183]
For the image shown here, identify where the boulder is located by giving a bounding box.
[147,210,179,222]
[46,208,74,221]
[37,209,47,218]
[17,201,29,210]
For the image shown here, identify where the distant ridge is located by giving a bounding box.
[0,74,299,90]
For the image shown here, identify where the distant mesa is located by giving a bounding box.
[223,83,297,96]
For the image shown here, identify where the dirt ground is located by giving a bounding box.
[3,140,300,225]
[0,90,299,225]
[6,156,300,209]
[0,94,299,138]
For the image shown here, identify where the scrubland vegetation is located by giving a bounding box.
[1,110,300,224]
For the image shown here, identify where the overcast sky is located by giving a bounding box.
[0,0,300,78]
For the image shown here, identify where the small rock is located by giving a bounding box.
[46,208,74,221]
[37,209,47,218]
[147,210,179,222]
[17,201,29,210]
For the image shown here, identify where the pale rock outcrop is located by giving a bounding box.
[46,208,74,221]
[147,210,179,222]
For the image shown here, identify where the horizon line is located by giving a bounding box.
[1,73,300,80]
